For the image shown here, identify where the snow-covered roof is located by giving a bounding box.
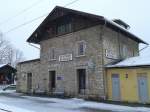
[0,64,16,72]
[105,18,148,45]
[0,64,7,68]
[106,56,150,68]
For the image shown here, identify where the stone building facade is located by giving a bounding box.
[17,59,41,93]
[16,6,146,100]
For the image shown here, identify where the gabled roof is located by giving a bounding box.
[0,64,17,73]
[106,56,150,68]
[27,6,148,45]
[0,64,7,68]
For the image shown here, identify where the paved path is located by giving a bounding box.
[0,93,113,112]
[0,92,149,112]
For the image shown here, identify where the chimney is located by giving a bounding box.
[112,19,130,30]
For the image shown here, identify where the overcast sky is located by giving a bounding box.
[0,0,150,60]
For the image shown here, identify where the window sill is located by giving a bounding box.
[48,59,57,61]
[75,55,86,58]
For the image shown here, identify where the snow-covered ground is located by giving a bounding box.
[0,90,150,112]
[0,103,34,112]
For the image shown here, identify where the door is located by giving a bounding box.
[49,71,56,91]
[77,69,86,94]
[27,73,32,93]
[138,75,149,103]
[112,74,120,101]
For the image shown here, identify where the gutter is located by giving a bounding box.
[139,44,149,52]
[28,43,40,49]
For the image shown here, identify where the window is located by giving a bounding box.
[27,73,32,91]
[49,71,56,89]
[57,23,72,35]
[77,69,86,94]
[122,44,128,58]
[77,41,86,56]
[49,48,56,60]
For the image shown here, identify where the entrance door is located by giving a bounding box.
[27,73,32,93]
[112,74,120,101]
[49,71,56,91]
[138,75,149,103]
[77,69,86,94]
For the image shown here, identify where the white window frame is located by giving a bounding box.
[76,40,86,57]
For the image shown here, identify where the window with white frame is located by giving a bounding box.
[49,48,56,60]
[77,41,86,56]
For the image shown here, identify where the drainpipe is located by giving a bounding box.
[117,30,122,59]
[100,18,107,100]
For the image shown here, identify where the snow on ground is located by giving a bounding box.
[0,103,34,112]
[0,90,16,93]
[0,85,8,90]
[0,90,150,112]
[23,96,150,112]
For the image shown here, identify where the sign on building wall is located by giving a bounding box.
[59,54,73,62]
[57,76,64,80]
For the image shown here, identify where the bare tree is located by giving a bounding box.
[0,32,24,67]
[12,49,24,67]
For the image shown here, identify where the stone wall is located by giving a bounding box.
[16,59,41,93]
[16,24,139,100]
[102,27,139,65]
[40,25,104,98]
[39,24,139,99]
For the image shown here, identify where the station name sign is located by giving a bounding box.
[59,54,73,62]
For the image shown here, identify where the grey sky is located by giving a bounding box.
[0,0,149,60]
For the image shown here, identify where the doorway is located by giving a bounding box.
[112,74,120,101]
[138,75,149,103]
[27,73,32,93]
[49,71,56,91]
[77,69,86,94]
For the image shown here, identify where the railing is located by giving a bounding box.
[0,84,9,90]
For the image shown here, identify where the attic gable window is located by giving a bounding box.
[57,23,72,35]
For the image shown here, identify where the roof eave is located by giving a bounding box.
[105,19,148,45]
[26,6,148,45]
[106,64,150,68]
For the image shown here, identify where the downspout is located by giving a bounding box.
[117,30,122,59]
[100,18,107,100]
